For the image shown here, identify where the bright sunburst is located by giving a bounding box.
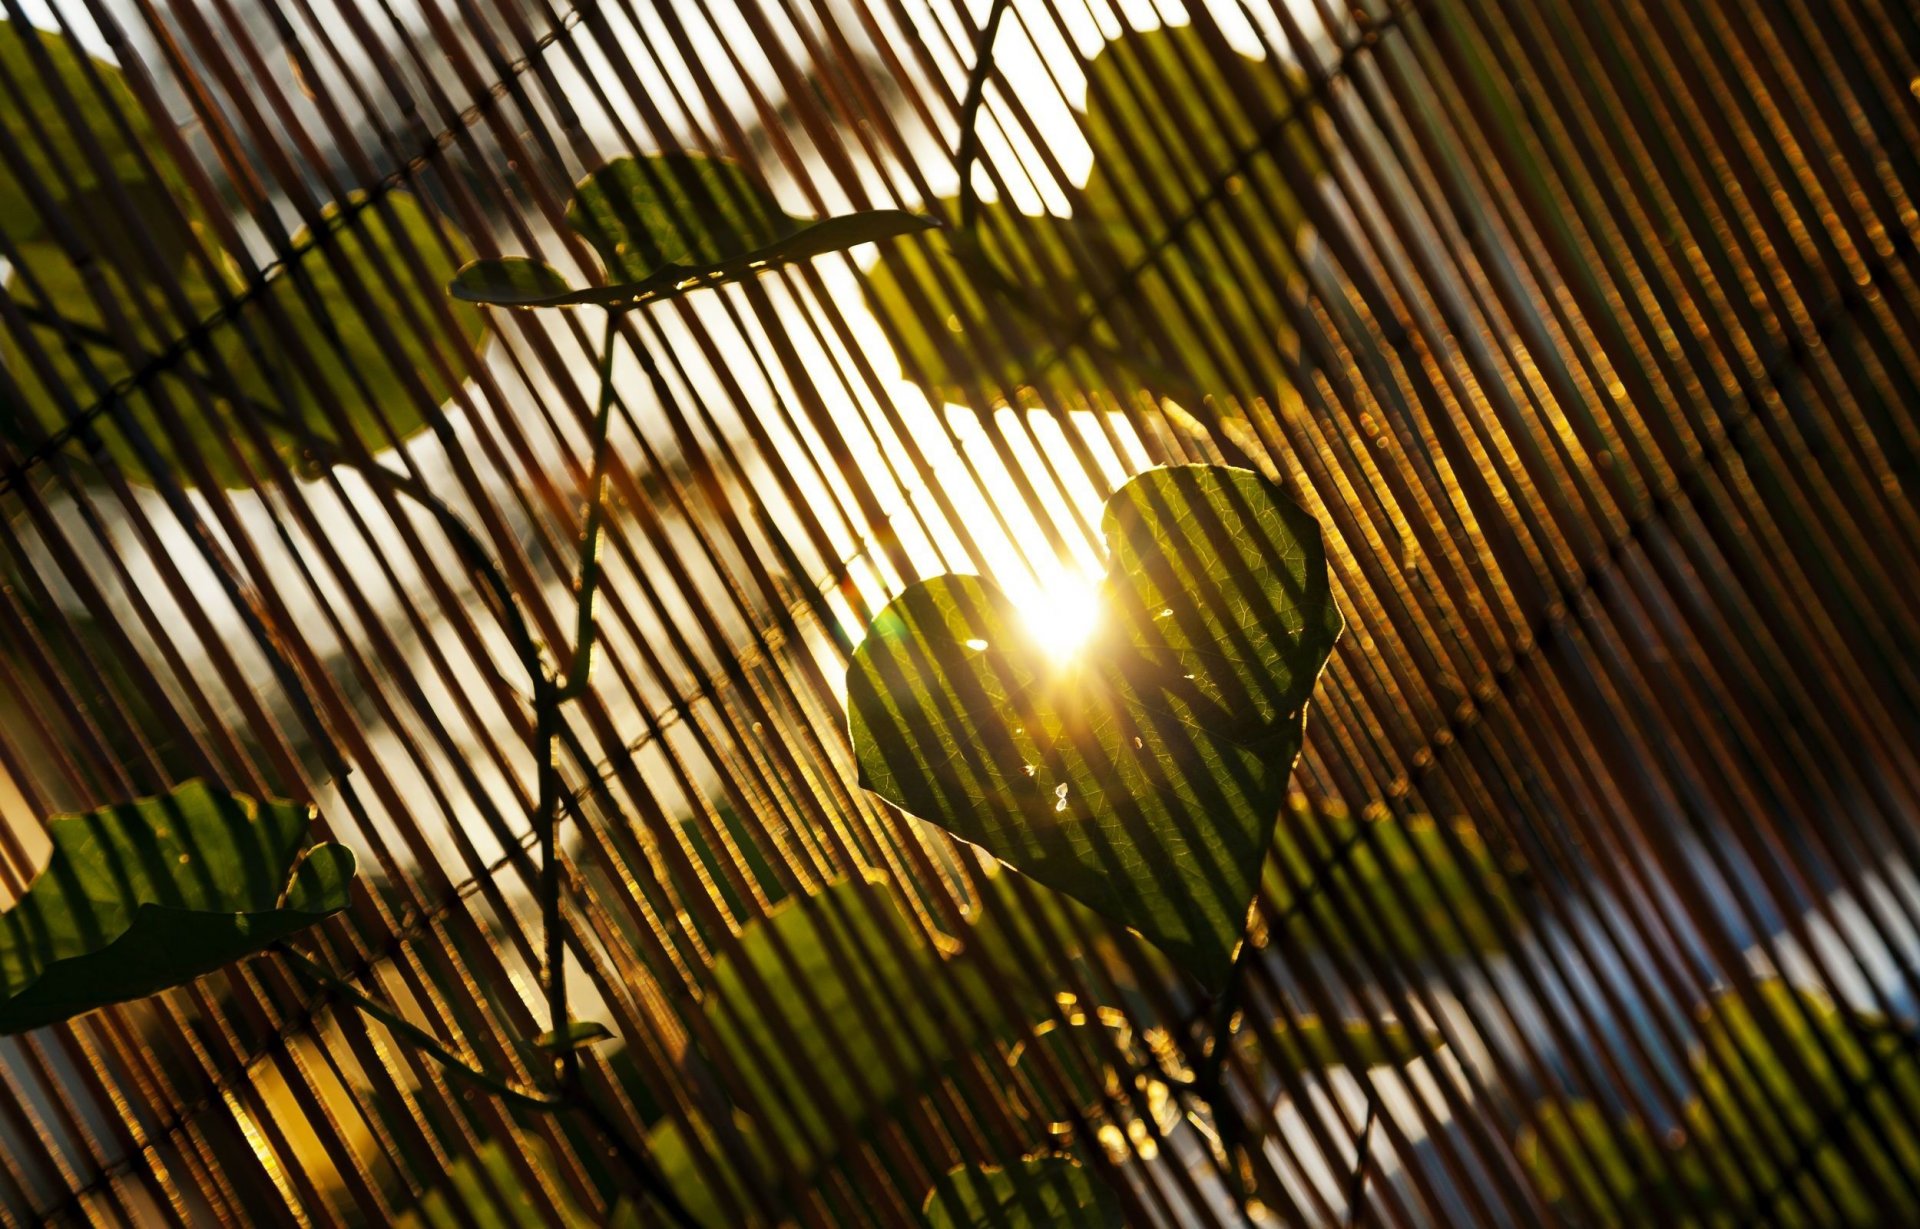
[1016,570,1105,665]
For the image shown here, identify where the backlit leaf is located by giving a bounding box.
[703,874,997,1168]
[450,153,934,307]
[864,27,1319,412]
[397,1140,595,1229]
[1264,801,1520,959]
[1242,1015,1444,1076]
[1,192,486,488]
[0,780,356,1033]
[0,22,188,244]
[1687,982,1920,1226]
[849,465,1342,989]
[532,1020,615,1052]
[922,1157,1123,1228]
[1077,27,1316,404]
[448,257,578,307]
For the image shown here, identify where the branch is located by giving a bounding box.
[271,942,560,1110]
[953,0,1015,233]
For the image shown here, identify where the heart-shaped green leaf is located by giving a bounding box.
[449,152,934,308]
[848,465,1342,989]
[0,779,356,1033]
[922,1157,1123,1229]
[1,191,486,488]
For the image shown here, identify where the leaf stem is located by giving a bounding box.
[1347,1095,1376,1228]
[953,0,1015,233]
[559,309,623,702]
[271,942,560,1110]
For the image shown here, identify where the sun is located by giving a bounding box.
[1016,570,1106,665]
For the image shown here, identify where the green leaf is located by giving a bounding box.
[450,153,935,307]
[703,874,997,1168]
[848,465,1343,989]
[922,1158,1123,1229]
[861,202,1133,408]
[864,27,1320,411]
[1516,1100,1717,1223]
[1077,27,1315,404]
[962,867,1119,990]
[0,779,356,1033]
[397,1140,595,1229]
[1242,1015,1444,1075]
[0,22,188,244]
[1,191,487,488]
[448,256,579,306]
[531,1020,615,1052]
[1264,801,1520,959]
[611,1114,764,1229]
[1687,981,1920,1225]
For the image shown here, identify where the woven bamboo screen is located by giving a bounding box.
[2,0,1919,1222]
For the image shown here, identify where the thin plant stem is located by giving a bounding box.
[560,309,623,701]
[274,943,705,1229]
[272,942,560,1109]
[953,0,1015,233]
[1347,1095,1377,1228]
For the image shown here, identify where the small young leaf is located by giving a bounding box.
[448,256,582,306]
[848,465,1342,989]
[922,1158,1123,1229]
[452,153,933,308]
[531,1019,615,1052]
[0,780,356,1033]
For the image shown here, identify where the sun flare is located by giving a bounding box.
[1017,571,1106,665]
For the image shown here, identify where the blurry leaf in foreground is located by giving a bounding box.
[1264,801,1519,959]
[450,152,933,307]
[1687,981,1920,1226]
[397,1139,594,1229]
[861,202,1129,408]
[1077,26,1315,404]
[1518,1099,1726,1226]
[1241,1015,1444,1078]
[532,1020,615,1053]
[849,465,1342,989]
[703,873,997,1169]
[922,1157,1123,1229]
[0,779,356,1034]
[864,26,1317,412]
[0,22,187,242]
[1,192,485,488]
[615,1114,765,1229]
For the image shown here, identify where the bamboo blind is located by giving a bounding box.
[1,0,1918,1222]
